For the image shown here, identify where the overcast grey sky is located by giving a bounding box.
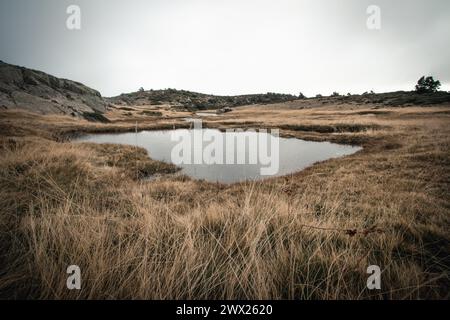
[0,0,449,97]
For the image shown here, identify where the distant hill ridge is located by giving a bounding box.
[108,88,450,110]
[106,89,298,110]
[314,90,450,107]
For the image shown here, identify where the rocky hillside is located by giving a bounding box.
[317,91,450,107]
[107,89,298,110]
[0,61,107,120]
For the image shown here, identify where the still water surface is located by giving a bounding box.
[75,129,361,183]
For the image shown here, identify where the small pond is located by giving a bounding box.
[74,129,361,183]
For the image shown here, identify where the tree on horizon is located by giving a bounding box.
[415,76,441,93]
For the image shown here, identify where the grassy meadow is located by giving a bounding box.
[0,101,449,299]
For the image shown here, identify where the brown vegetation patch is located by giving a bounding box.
[0,103,449,299]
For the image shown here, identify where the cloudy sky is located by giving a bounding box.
[0,0,449,97]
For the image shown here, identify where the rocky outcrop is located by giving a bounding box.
[0,61,107,118]
[217,107,232,114]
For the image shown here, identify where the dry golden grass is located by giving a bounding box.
[0,102,449,299]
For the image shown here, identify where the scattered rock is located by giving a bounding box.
[217,107,232,114]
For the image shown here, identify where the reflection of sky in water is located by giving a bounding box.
[75,129,361,183]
